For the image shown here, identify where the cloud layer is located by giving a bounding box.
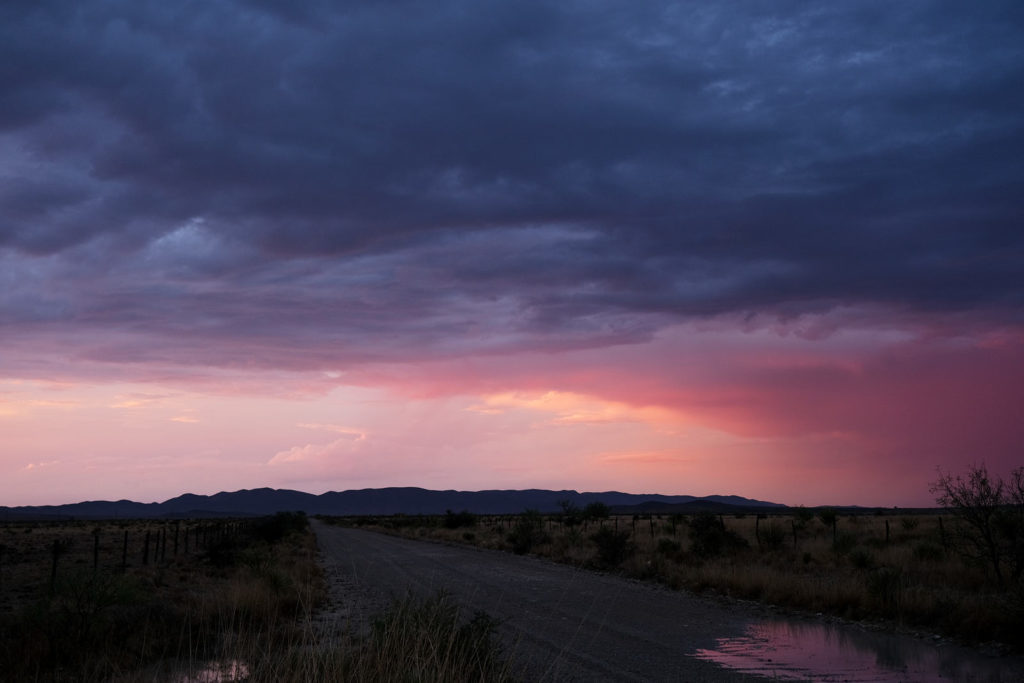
[2,1,1022,505]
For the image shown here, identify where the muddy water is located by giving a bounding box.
[693,617,1024,682]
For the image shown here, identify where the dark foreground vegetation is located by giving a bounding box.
[0,512,511,682]
[326,464,1024,652]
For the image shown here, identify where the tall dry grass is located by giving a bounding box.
[1,513,513,682]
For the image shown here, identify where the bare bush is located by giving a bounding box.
[931,463,1024,586]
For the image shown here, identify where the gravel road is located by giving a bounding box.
[311,520,768,681]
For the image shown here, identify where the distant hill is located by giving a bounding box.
[0,487,786,520]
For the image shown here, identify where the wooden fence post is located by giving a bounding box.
[122,529,128,571]
[143,530,151,565]
[93,529,100,572]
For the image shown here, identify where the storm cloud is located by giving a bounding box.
[2,0,1023,368]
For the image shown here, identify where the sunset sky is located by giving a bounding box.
[2,1,1022,507]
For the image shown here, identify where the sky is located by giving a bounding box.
[2,1,1022,507]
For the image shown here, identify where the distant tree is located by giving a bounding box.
[558,500,583,527]
[931,463,1024,586]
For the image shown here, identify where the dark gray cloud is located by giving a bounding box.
[2,0,1022,365]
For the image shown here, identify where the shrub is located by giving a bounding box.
[253,511,308,543]
[931,463,1024,586]
[583,501,611,524]
[793,506,815,525]
[832,530,858,555]
[359,593,506,681]
[913,542,944,562]
[689,513,748,558]
[760,521,787,551]
[444,510,477,529]
[508,510,547,555]
[656,538,682,556]
[866,566,903,611]
[850,549,875,570]
[590,527,634,568]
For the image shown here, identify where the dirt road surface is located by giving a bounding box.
[312,521,774,681]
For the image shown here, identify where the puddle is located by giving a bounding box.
[693,619,1024,682]
[176,659,249,683]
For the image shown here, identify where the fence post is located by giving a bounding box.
[174,522,180,556]
[143,530,150,565]
[122,529,128,571]
[93,529,100,572]
[885,519,890,545]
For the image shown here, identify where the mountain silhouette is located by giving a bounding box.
[1,487,786,519]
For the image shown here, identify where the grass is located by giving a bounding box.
[0,513,513,682]
[325,510,1024,651]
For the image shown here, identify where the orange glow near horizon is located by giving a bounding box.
[2,316,1023,509]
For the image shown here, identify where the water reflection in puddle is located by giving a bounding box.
[176,659,249,683]
[693,619,1024,682]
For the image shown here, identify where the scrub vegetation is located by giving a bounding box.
[0,512,511,682]
[327,465,1024,651]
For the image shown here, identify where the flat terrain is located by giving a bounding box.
[313,519,784,681]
